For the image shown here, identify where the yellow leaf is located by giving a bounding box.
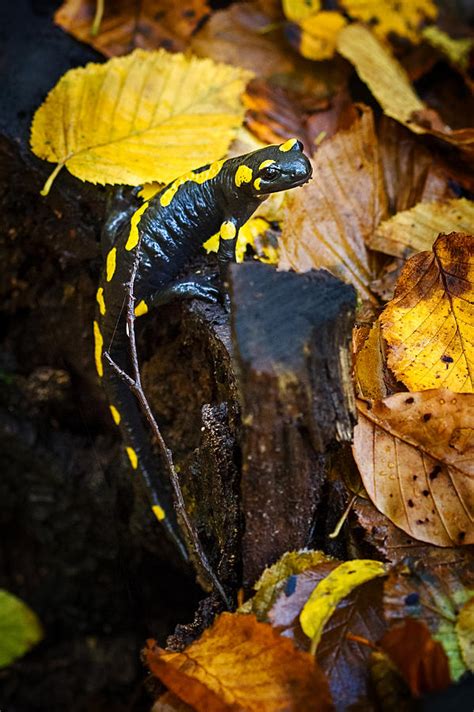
[337,25,474,158]
[145,612,334,712]
[300,559,386,651]
[369,198,474,258]
[354,391,474,547]
[340,0,437,44]
[457,597,474,671]
[381,232,474,393]
[282,0,321,22]
[354,321,388,400]
[297,11,348,61]
[236,217,279,264]
[31,49,251,194]
[279,106,387,303]
[422,26,473,72]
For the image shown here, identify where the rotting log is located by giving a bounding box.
[229,263,356,584]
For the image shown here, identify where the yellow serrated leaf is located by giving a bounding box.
[381,232,474,393]
[282,0,321,22]
[300,559,386,652]
[341,0,437,44]
[369,199,474,258]
[457,597,474,671]
[31,49,252,195]
[422,26,473,71]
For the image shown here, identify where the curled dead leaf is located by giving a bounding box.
[381,232,474,392]
[354,390,474,547]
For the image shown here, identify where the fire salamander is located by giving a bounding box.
[94,138,312,559]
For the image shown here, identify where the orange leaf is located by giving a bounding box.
[380,619,451,697]
[55,0,209,57]
[145,612,334,712]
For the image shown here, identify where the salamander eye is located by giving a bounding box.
[261,165,279,180]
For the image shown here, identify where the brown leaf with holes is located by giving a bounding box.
[381,232,474,393]
[279,105,387,303]
[145,612,334,712]
[55,0,209,57]
[380,619,451,697]
[353,389,474,546]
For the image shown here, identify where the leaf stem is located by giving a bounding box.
[91,0,104,36]
[329,494,357,539]
[40,163,64,197]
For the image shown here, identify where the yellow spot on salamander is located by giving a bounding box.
[134,300,149,317]
[125,201,149,251]
[203,231,220,254]
[220,221,236,240]
[258,159,276,171]
[96,287,106,315]
[109,405,121,425]
[253,177,262,191]
[279,138,298,152]
[152,504,166,521]
[126,447,138,469]
[106,247,117,282]
[160,161,223,208]
[235,165,253,187]
[93,321,104,378]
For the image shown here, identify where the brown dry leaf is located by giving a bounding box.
[55,0,209,57]
[384,559,474,680]
[381,232,474,393]
[378,116,453,215]
[145,612,334,712]
[337,25,474,159]
[380,619,451,697]
[353,390,474,547]
[279,106,387,303]
[369,199,474,258]
[354,321,389,400]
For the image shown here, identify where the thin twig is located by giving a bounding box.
[104,248,230,609]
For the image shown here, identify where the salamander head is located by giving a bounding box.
[233,138,312,198]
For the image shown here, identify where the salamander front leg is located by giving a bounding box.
[135,276,220,316]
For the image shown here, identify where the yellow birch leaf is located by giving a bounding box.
[300,559,386,651]
[369,199,474,258]
[422,26,473,72]
[354,391,474,547]
[294,12,348,61]
[456,597,474,671]
[381,232,474,393]
[279,106,387,303]
[282,0,321,22]
[337,25,474,158]
[31,49,251,194]
[340,0,437,44]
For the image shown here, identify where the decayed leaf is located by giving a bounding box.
[55,0,209,57]
[384,560,474,680]
[286,12,348,61]
[337,25,474,158]
[268,569,386,711]
[31,49,251,194]
[145,612,334,712]
[0,590,43,668]
[243,79,310,147]
[422,26,473,72]
[300,559,386,650]
[279,106,387,303]
[456,597,474,671]
[369,198,474,258]
[354,391,474,547]
[240,550,333,619]
[369,651,413,712]
[381,232,474,393]
[380,619,451,697]
[340,0,437,43]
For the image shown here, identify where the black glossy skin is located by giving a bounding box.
[95,139,312,559]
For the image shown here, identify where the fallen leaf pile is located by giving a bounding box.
[30,1,474,709]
